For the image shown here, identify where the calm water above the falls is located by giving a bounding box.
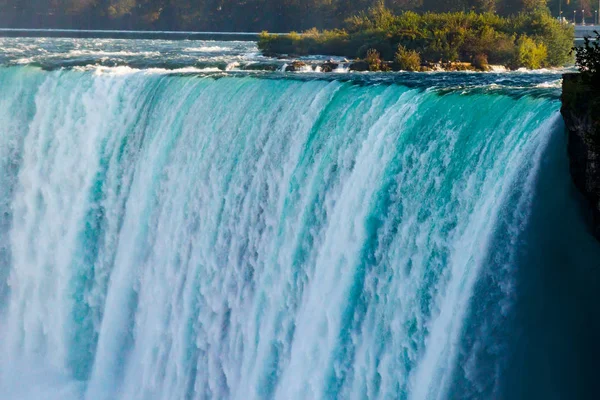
[0,38,598,400]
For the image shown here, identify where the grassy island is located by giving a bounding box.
[258,5,574,71]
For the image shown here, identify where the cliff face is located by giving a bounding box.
[561,73,600,240]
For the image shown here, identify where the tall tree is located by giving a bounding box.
[0,0,563,32]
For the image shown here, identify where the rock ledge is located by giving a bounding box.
[561,73,600,239]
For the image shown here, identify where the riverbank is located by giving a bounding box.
[259,8,574,71]
[282,59,510,72]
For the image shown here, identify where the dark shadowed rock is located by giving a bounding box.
[285,61,308,72]
[321,61,338,72]
[349,61,369,72]
[561,73,600,240]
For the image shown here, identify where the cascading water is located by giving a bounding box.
[0,44,600,400]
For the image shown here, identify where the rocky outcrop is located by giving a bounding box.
[320,61,339,72]
[285,61,308,72]
[349,61,369,72]
[561,73,600,240]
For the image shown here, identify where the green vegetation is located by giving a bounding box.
[513,34,547,69]
[0,0,590,34]
[365,49,385,71]
[258,5,574,70]
[574,31,600,81]
[395,45,421,71]
[471,53,489,70]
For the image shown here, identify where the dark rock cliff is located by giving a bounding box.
[561,73,600,240]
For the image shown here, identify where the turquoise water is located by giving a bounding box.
[0,43,599,400]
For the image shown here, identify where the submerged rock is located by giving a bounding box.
[561,73,600,240]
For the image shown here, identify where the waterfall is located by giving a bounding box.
[0,65,598,400]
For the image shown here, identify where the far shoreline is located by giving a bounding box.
[0,26,574,74]
[0,28,274,41]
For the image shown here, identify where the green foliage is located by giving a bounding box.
[106,0,136,18]
[258,29,351,57]
[395,45,421,71]
[521,0,548,12]
[509,10,574,66]
[365,48,383,71]
[0,0,578,38]
[513,34,547,69]
[259,7,573,69]
[472,53,489,70]
[574,31,600,77]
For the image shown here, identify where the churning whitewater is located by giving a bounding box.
[0,62,595,400]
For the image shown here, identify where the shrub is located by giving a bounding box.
[365,48,383,71]
[472,54,489,70]
[513,35,547,69]
[395,45,421,71]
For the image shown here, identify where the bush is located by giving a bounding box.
[513,35,547,69]
[472,54,489,70]
[395,45,421,71]
[365,48,383,71]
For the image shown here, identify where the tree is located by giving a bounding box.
[0,0,578,32]
[387,0,422,13]
[574,31,600,77]
[50,0,97,15]
[106,0,136,18]
[499,0,546,15]
[521,0,547,12]
[471,0,498,12]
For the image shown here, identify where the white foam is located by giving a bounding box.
[183,46,230,53]
[67,50,161,57]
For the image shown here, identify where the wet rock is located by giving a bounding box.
[349,61,369,72]
[561,73,600,240]
[321,61,339,73]
[285,61,308,72]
